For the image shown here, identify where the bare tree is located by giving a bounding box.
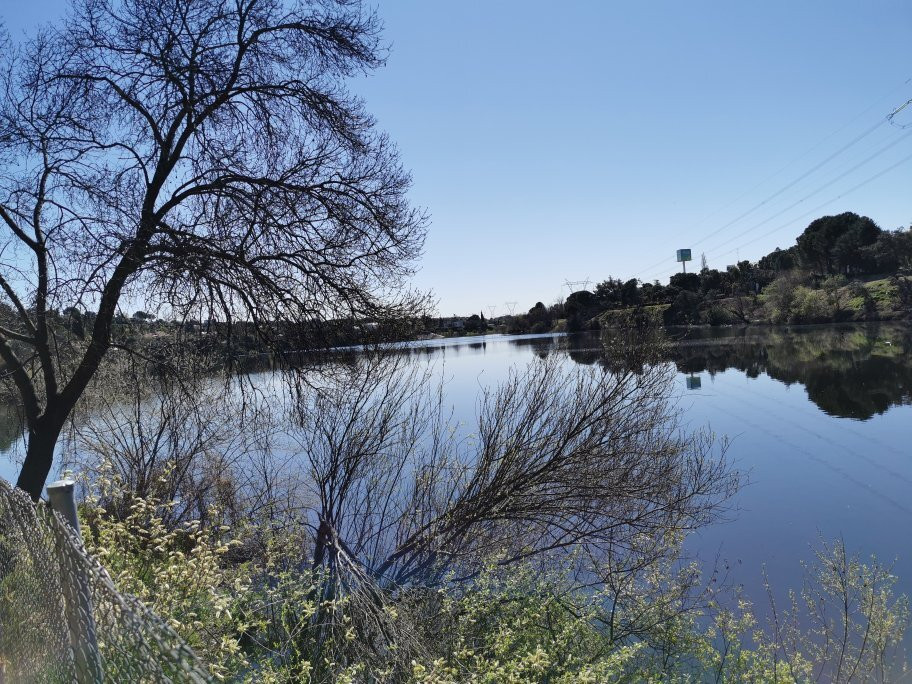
[65,351,285,527]
[0,0,426,498]
[285,351,735,661]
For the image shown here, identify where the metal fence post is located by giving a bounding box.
[47,478,104,683]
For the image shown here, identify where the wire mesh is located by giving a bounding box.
[0,478,212,683]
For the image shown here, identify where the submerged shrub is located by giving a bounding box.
[70,355,908,682]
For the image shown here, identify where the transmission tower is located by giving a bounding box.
[563,278,591,294]
[504,301,518,316]
[486,305,498,318]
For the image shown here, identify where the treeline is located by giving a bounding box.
[503,212,912,332]
[14,303,424,364]
[27,212,911,356]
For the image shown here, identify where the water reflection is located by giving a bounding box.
[666,324,912,420]
[363,326,912,421]
[503,335,561,358]
[0,404,22,454]
[2,325,908,466]
[499,325,912,420]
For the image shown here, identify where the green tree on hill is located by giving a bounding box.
[758,246,798,272]
[670,272,700,293]
[796,212,880,275]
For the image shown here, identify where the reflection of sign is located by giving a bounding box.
[686,375,701,390]
[676,249,692,263]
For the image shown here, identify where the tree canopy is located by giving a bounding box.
[0,0,426,498]
[795,212,881,275]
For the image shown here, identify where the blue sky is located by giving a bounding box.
[4,1,911,315]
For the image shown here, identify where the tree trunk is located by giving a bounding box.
[16,412,67,501]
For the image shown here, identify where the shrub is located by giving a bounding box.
[80,466,248,680]
[764,272,808,323]
[706,305,732,326]
[892,275,912,311]
[409,539,908,683]
[821,275,849,319]
[412,562,643,683]
[664,291,702,325]
[790,286,830,323]
[78,472,910,683]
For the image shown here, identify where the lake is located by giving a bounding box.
[341,324,912,612]
[1,323,910,613]
[664,324,911,611]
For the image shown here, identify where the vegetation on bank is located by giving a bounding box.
[24,213,912,362]
[81,473,909,683]
[494,213,912,335]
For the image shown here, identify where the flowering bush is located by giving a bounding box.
[78,468,909,682]
[80,466,248,680]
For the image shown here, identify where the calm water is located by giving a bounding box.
[2,323,910,609]
[349,324,912,609]
[665,324,911,609]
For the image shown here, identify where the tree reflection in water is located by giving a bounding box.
[0,326,907,466]
[557,324,912,421]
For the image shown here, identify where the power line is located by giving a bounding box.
[641,119,912,281]
[690,119,888,250]
[671,78,912,243]
[634,110,892,279]
[632,85,912,282]
[705,148,912,263]
[702,127,912,256]
[888,97,912,129]
[564,278,591,294]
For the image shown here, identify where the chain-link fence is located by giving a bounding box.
[0,478,212,683]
